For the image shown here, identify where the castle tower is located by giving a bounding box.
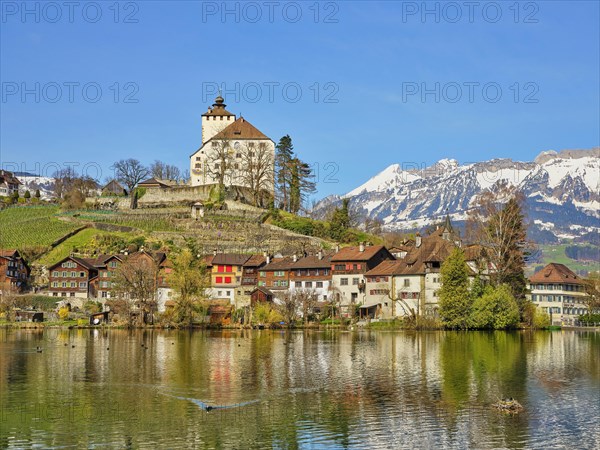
[201,95,236,144]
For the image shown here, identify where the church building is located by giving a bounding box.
[189,96,275,194]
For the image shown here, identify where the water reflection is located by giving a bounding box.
[0,329,598,449]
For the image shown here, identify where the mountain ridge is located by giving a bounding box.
[312,148,599,244]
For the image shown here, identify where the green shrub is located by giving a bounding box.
[533,308,551,329]
[470,285,520,329]
[578,313,600,324]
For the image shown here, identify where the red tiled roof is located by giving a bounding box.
[212,253,251,266]
[365,260,407,276]
[529,263,585,285]
[243,254,267,267]
[291,253,333,269]
[262,257,294,271]
[210,117,270,141]
[331,245,391,262]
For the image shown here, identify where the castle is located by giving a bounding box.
[189,96,275,193]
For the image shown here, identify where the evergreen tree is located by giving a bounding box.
[329,198,350,241]
[24,190,31,199]
[35,189,41,198]
[470,274,485,300]
[289,157,316,214]
[275,135,294,211]
[438,247,472,329]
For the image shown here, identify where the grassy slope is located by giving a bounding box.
[531,243,599,275]
[0,206,80,248]
[36,228,130,266]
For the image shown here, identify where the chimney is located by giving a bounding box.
[266,255,271,264]
[293,254,298,262]
[263,250,268,257]
[359,242,365,252]
[416,233,422,248]
[317,250,323,260]
[335,244,340,253]
[213,249,217,256]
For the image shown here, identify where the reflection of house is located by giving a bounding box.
[0,170,20,196]
[528,263,588,325]
[330,244,395,316]
[0,249,30,293]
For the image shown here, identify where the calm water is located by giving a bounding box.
[0,329,598,449]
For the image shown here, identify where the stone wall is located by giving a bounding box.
[88,184,271,210]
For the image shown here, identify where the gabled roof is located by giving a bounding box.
[137,178,176,188]
[529,263,585,285]
[243,254,267,267]
[331,245,392,262]
[0,170,20,186]
[212,253,251,266]
[400,233,458,275]
[366,260,407,277]
[48,256,98,271]
[211,117,270,141]
[291,253,333,269]
[262,257,294,271]
[252,286,274,297]
[0,249,20,258]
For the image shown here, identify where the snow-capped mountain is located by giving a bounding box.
[15,172,56,200]
[313,149,600,244]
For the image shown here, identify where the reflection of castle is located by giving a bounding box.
[189,96,275,192]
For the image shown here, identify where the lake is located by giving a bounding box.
[0,329,598,449]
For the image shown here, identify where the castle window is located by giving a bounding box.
[234,142,240,149]
[196,157,201,161]
[236,153,241,159]
[195,163,201,169]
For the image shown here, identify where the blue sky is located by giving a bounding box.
[1,1,598,198]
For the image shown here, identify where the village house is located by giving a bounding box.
[0,249,30,294]
[95,254,123,300]
[330,243,395,316]
[235,254,267,307]
[156,257,174,312]
[257,256,294,300]
[289,251,333,302]
[47,256,99,307]
[0,170,20,197]
[101,180,127,196]
[528,263,589,326]
[189,95,275,194]
[364,260,414,320]
[209,253,251,306]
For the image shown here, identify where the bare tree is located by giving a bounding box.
[238,142,274,207]
[150,160,182,182]
[52,167,78,199]
[275,291,301,325]
[111,253,159,326]
[295,288,319,325]
[206,127,239,194]
[467,181,532,307]
[112,159,149,193]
